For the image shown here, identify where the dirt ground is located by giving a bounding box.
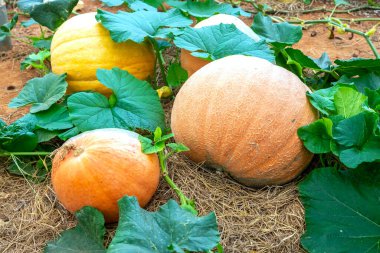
[0,0,379,252]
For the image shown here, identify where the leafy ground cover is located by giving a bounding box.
[0,0,379,252]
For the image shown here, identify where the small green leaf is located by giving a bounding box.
[68,68,165,133]
[335,72,380,93]
[35,129,59,143]
[365,88,380,110]
[166,0,249,18]
[21,18,38,27]
[285,49,332,72]
[167,63,188,88]
[153,127,162,142]
[18,0,42,13]
[45,206,106,253]
[9,73,68,113]
[167,143,190,153]
[298,118,333,154]
[174,24,275,62]
[299,167,380,253]
[0,115,38,152]
[334,58,380,76]
[34,104,73,131]
[7,157,50,183]
[0,14,18,41]
[339,135,380,168]
[58,127,80,141]
[306,85,340,116]
[333,111,378,147]
[251,12,302,47]
[96,9,192,43]
[107,196,220,253]
[334,0,350,6]
[28,0,79,30]
[20,50,51,71]
[334,86,367,118]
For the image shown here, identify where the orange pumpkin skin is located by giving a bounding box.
[51,128,160,222]
[171,55,318,187]
[180,14,261,76]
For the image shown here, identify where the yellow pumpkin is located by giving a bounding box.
[50,12,155,95]
[181,14,261,76]
[171,55,318,187]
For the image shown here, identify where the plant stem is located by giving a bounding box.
[158,151,188,205]
[241,1,380,14]
[0,151,51,156]
[149,38,168,86]
[271,17,380,59]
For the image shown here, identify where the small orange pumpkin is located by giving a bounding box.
[171,55,318,187]
[51,128,160,222]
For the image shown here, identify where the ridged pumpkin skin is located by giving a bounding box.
[51,128,160,223]
[51,12,155,95]
[171,55,318,187]
[181,14,261,76]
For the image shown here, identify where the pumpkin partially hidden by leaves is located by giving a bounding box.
[180,14,261,76]
[51,128,160,223]
[50,12,155,95]
[171,55,318,187]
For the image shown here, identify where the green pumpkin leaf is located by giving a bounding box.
[67,68,165,133]
[166,0,250,18]
[167,143,189,153]
[96,9,192,43]
[299,167,380,253]
[366,88,380,110]
[167,63,188,88]
[0,14,18,41]
[339,136,380,168]
[108,196,220,253]
[8,73,68,113]
[284,48,332,71]
[251,12,302,47]
[335,72,380,93]
[21,18,38,27]
[334,86,367,118]
[28,0,79,30]
[58,127,80,141]
[20,49,51,71]
[174,24,275,62]
[298,118,333,154]
[334,0,350,6]
[333,111,380,168]
[45,206,106,253]
[334,58,380,76]
[17,0,42,13]
[34,104,73,131]
[7,157,50,183]
[333,111,378,147]
[306,85,340,116]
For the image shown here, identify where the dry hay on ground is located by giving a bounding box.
[0,154,305,253]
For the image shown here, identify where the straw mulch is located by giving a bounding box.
[0,153,306,253]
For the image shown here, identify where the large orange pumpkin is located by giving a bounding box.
[50,12,155,95]
[171,55,318,187]
[181,14,261,76]
[51,128,160,222]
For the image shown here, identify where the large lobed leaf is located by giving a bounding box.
[174,24,275,62]
[251,12,302,47]
[9,73,68,113]
[96,9,192,43]
[18,0,79,30]
[67,68,165,133]
[299,167,380,253]
[166,0,249,18]
[45,196,220,253]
